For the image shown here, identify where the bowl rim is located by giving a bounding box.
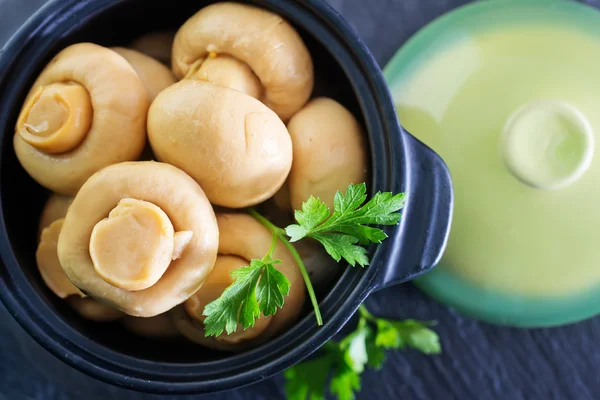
[0,0,408,393]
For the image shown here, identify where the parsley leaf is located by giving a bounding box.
[203,246,290,337]
[374,318,440,354]
[284,354,334,400]
[329,363,361,400]
[283,305,441,400]
[203,183,406,338]
[341,321,370,374]
[285,183,406,266]
[311,233,369,267]
[365,340,386,370]
[256,260,290,316]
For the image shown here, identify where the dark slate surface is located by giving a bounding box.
[1,0,600,399]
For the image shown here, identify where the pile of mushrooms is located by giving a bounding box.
[16,2,367,349]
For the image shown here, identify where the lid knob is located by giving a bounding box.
[501,101,594,190]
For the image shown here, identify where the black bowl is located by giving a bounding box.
[0,0,453,394]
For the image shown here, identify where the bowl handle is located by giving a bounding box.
[373,130,453,290]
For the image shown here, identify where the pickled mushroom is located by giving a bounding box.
[130,31,175,66]
[36,196,123,322]
[287,97,368,210]
[67,297,125,322]
[111,47,176,101]
[14,43,148,195]
[37,219,83,299]
[57,161,219,317]
[174,213,305,349]
[38,194,73,239]
[148,80,292,208]
[172,2,313,120]
[184,54,262,99]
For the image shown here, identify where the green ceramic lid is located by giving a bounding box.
[384,0,600,327]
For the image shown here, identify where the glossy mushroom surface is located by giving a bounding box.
[14,43,148,195]
[148,80,292,208]
[112,47,175,101]
[172,2,313,120]
[176,213,305,350]
[57,161,219,317]
[287,97,368,210]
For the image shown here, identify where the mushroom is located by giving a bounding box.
[57,161,219,317]
[174,213,305,350]
[287,97,368,210]
[184,54,262,99]
[172,2,313,120]
[36,197,123,322]
[38,194,73,240]
[272,183,292,211]
[130,31,175,66]
[67,297,125,322]
[111,47,176,101]
[14,43,148,195]
[122,312,179,338]
[148,80,292,208]
[37,219,84,299]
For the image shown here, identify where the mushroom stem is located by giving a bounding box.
[184,55,262,99]
[89,198,192,292]
[17,82,92,154]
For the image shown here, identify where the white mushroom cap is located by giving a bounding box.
[148,80,293,208]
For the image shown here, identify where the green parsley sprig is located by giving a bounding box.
[202,183,406,337]
[285,183,406,266]
[284,305,441,400]
[203,235,291,336]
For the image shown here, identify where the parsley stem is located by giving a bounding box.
[278,234,323,326]
[248,208,323,326]
[265,232,278,260]
[248,208,286,236]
